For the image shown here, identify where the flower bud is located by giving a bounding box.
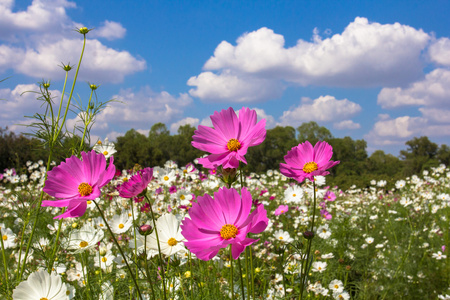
[42,82,50,89]
[63,64,72,72]
[89,84,98,90]
[303,231,315,240]
[138,224,153,236]
[220,167,238,187]
[78,27,90,35]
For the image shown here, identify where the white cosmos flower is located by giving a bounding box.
[65,224,104,253]
[311,261,327,273]
[273,229,294,243]
[317,224,331,239]
[13,270,67,300]
[432,251,447,260]
[283,185,304,204]
[329,279,344,293]
[110,211,133,234]
[148,214,186,256]
[1,226,17,249]
[93,138,117,159]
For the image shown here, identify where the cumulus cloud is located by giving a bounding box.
[0,84,61,131]
[170,117,200,133]
[90,20,126,40]
[429,37,450,67]
[189,17,431,102]
[0,0,76,40]
[377,68,450,109]
[279,95,362,126]
[85,86,193,138]
[365,114,450,146]
[0,1,145,83]
[14,38,146,83]
[333,120,361,130]
[187,71,284,103]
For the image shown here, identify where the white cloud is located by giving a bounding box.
[429,37,450,67]
[0,84,62,130]
[0,0,76,40]
[333,120,361,130]
[187,70,284,103]
[377,68,450,109]
[170,117,199,133]
[89,86,193,136]
[90,20,126,41]
[279,95,362,125]
[249,107,276,129]
[418,107,450,123]
[189,17,431,103]
[0,1,145,83]
[13,38,146,83]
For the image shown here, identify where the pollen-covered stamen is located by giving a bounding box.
[101,257,108,263]
[103,151,108,156]
[119,224,124,229]
[220,224,238,240]
[40,297,49,300]
[78,182,93,197]
[168,237,178,246]
[79,241,88,248]
[227,139,241,151]
[2,235,7,241]
[302,161,318,173]
[164,176,169,181]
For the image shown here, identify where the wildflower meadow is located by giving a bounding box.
[0,28,449,300]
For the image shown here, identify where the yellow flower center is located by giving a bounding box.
[334,284,339,289]
[164,176,169,181]
[87,201,92,204]
[78,182,93,197]
[167,237,178,246]
[103,151,108,155]
[79,241,88,248]
[40,298,49,300]
[97,141,102,144]
[2,235,7,241]
[293,194,296,197]
[119,224,124,229]
[180,195,185,200]
[101,257,107,263]
[122,177,128,182]
[220,224,238,240]
[279,236,283,240]
[227,139,241,151]
[302,162,318,173]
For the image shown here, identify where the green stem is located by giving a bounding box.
[249,247,255,300]
[48,208,65,273]
[299,180,317,300]
[18,151,52,281]
[79,88,94,150]
[144,194,167,300]
[237,257,245,300]
[93,200,143,300]
[130,198,139,298]
[245,248,250,300]
[230,245,235,300]
[56,71,69,125]
[0,226,11,299]
[188,252,194,300]
[144,235,156,300]
[54,34,86,144]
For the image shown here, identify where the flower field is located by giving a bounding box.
[1,154,449,299]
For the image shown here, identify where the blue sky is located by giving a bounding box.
[1,0,450,156]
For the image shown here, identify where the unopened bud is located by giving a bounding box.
[303,231,315,240]
[78,27,90,34]
[63,64,72,72]
[138,224,153,236]
[89,84,98,90]
[42,82,50,89]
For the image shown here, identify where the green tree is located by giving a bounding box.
[297,121,334,144]
[400,136,439,175]
[114,129,151,170]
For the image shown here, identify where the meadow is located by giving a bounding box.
[0,27,449,300]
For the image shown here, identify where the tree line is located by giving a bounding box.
[1,122,449,190]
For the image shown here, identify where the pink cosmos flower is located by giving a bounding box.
[324,190,336,201]
[192,107,266,169]
[42,151,115,219]
[181,187,268,260]
[280,141,340,183]
[117,167,153,199]
[320,209,332,220]
[274,205,289,216]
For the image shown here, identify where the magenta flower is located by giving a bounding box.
[192,107,266,169]
[320,209,332,220]
[181,187,268,260]
[117,167,153,198]
[42,151,115,219]
[274,205,289,216]
[280,141,340,183]
[324,190,336,201]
